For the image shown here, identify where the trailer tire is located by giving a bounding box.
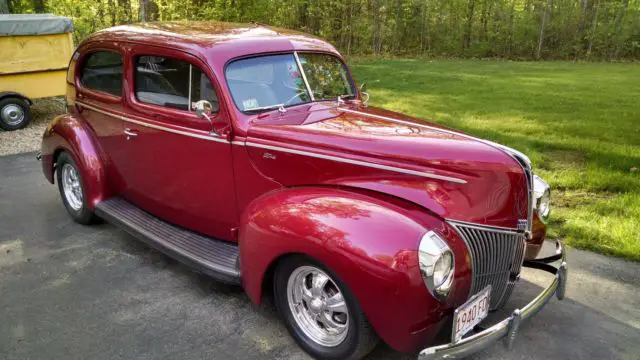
[0,97,32,131]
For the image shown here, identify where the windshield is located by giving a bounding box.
[225,52,355,113]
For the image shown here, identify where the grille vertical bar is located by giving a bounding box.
[449,221,526,310]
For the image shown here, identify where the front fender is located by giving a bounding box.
[41,113,110,210]
[239,187,472,352]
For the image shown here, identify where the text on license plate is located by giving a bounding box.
[452,285,491,343]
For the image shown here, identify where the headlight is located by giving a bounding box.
[533,175,551,223]
[418,231,454,300]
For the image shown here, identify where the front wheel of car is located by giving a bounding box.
[274,255,378,360]
[56,151,98,225]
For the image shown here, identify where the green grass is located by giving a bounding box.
[349,59,640,261]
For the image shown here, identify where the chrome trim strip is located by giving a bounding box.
[245,141,467,184]
[76,101,230,144]
[418,241,567,360]
[340,108,534,233]
[294,51,315,102]
[446,219,520,234]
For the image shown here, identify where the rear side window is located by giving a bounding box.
[135,56,219,112]
[80,51,123,96]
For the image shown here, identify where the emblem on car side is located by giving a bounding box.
[263,152,277,160]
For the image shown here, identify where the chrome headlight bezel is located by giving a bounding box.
[418,231,455,300]
[533,175,551,223]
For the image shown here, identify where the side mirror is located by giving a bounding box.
[359,83,369,106]
[194,99,213,119]
[193,100,218,135]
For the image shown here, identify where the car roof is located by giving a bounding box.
[85,21,342,63]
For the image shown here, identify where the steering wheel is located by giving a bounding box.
[284,89,323,105]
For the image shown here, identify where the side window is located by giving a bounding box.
[135,55,219,113]
[80,51,123,96]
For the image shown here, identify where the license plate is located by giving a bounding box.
[452,285,491,343]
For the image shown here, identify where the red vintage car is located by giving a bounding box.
[39,22,567,360]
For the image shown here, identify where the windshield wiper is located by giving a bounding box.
[244,104,286,114]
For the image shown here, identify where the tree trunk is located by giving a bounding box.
[118,0,132,23]
[505,0,516,56]
[372,0,382,55]
[463,0,476,50]
[107,0,117,26]
[612,0,630,59]
[139,0,148,22]
[586,0,599,58]
[0,0,9,14]
[32,0,45,13]
[536,0,552,60]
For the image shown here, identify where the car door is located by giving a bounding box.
[75,48,129,194]
[120,45,238,240]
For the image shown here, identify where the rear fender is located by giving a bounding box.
[239,187,472,352]
[41,113,110,210]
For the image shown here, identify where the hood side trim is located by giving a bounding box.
[245,141,467,184]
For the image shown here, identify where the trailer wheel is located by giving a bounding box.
[0,97,32,131]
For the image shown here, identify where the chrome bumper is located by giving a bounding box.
[419,240,568,360]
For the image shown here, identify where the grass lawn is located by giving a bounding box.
[349,59,640,261]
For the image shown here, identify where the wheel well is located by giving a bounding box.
[0,92,32,105]
[51,148,66,182]
[259,253,299,305]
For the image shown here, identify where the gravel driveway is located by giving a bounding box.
[0,98,65,156]
[0,152,639,360]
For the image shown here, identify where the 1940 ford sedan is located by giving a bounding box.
[39,22,567,360]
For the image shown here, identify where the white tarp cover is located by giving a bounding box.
[0,14,73,36]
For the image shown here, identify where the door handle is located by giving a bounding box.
[124,128,138,140]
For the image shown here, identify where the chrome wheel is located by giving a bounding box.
[61,163,83,211]
[1,104,25,126]
[286,265,350,347]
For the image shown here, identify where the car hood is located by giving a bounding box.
[245,103,528,229]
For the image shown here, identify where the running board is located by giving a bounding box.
[95,197,241,285]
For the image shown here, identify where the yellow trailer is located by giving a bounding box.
[0,14,74,130]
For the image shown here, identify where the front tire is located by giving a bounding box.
[274,255,378,360]
[56,152,98,224]
[0,97,32,131]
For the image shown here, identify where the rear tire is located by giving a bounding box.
[0,97,31,131]
[274,255,378,360]
[56,152,98,225]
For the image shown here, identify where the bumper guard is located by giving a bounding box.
[419,240,567,360]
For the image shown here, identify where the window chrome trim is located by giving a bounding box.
[245,141,467,184]
[188,64,193,111]
[76,101,229,144]
[293,51,315,102]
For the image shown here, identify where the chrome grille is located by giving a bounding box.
[449,221,526,310]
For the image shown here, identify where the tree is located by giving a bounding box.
[21,0,640,60]
[612,0,630,59]
[32,0,45,13]
[0,0,9,14]
[536,0,553,59]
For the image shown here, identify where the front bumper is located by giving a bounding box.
[419,240,568,360]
